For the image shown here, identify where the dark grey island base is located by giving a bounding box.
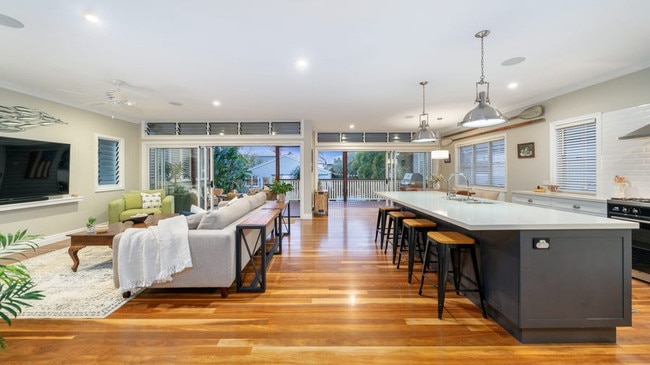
[473,228,631,343]
[376,191,636,344]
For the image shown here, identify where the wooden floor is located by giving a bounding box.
[3,202,650,364]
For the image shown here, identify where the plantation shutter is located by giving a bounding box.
[98,138,120,186]
[554,119,597,193]
[458,137,505,188]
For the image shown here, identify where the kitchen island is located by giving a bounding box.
[376,190,638,344]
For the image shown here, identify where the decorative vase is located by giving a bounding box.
[87,225,95,233]
[433,182,441,190]
[276,193,286,202]
[614,183,628,198]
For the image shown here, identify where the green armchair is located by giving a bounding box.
[108,189,174,223]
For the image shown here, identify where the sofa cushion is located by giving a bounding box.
[138,189,166,199]
[124,193,142,210]
[248,191,267,210]
[141,192,162,209]
[186,211,206,229]
[197,198,250,230]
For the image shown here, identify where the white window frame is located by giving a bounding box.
[455,133,507,190]
[95,134,124,192]
[549,113,600,195]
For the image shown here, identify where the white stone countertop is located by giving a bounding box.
[375,191,638,231]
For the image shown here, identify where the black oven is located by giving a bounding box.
[607,199,650,283]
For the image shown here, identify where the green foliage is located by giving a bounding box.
[213,147,252,193]
[266,180,294,194]
[349,152,386,179]
[165,161,189,195]
[86,216,96,228]
[0,230,44,350]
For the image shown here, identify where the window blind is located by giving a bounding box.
[97,138,120,186]
[458,138,505,188]
[554,119,596,193]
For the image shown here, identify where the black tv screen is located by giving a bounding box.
[0,135,70,204]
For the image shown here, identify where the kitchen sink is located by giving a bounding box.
[464,200,496,204]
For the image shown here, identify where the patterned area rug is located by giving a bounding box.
[19,246,141,318]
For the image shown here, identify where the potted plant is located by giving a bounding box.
[429,174,444,190]
[266,180,294,201]
[0,229,44,350]
[86,216,96,233]
[166,161,191,213]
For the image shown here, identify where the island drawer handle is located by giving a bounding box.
[573,204,581,209]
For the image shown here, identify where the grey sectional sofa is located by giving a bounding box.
[112,191,269,298]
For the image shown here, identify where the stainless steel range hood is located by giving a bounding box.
[619,124,650,140]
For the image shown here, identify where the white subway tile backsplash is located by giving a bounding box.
[601,104,650,198]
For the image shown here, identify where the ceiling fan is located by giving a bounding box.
[57,79,142,118]
[86,79,136,107]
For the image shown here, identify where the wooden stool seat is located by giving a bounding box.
[385,211,416,262]
[402,218,438,229]
[388,211,416,219]
[397,219,438,282]
[418,231,487,319]
[375,206,401,249]
[427,231,475,245]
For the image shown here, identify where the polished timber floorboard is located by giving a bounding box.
[3,202,650,364]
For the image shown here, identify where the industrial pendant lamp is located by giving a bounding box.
[459,30,506,128]
[412,81,437,143]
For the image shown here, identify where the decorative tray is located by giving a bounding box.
[123,213,151,223]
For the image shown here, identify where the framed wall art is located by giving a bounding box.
[517,142,535,158]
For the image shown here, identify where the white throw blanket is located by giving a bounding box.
[117,215,192,292]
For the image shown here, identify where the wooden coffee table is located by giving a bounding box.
[67,214,176,272]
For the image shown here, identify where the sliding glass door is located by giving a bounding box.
[148,145,301,212]
[317,149,431,202]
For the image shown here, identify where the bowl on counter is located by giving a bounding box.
[94,224,109,233]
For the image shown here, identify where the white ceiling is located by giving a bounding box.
[1,0,650,134]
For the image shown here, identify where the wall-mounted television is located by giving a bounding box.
[0,135,70,205]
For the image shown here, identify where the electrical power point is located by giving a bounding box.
[533,238,550,249]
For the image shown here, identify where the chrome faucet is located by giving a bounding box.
[447,172,471,201]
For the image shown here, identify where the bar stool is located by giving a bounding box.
[374,206,401,249]
[397,218,437,283]
[418,231,487,319]
[385,211,416,263]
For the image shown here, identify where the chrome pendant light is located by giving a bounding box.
[459,30,506,128]
[412,81,437,143]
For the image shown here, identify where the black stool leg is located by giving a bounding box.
[469,246,487,319]
[396,224,408,269]
[418,238,433,295]
[384,216,394,254]
[379,210,387,250]
[374,210,382,243]
[437,243,451,319]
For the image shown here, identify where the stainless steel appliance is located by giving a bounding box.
[607,198,650,282]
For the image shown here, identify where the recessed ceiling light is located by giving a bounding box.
[0,13,24,28]
[349,124,355,129]
[169,101,183,106]
[501,57,526,66]
[212,100,221,107]
[84,13,100,23]
[508,82,519,89]
[295,58,309,71]
[405,115,414,119]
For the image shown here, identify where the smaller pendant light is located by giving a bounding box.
[412,81,437,143]
[459,30,506,128]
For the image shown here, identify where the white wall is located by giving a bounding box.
[440,67,650,200]
[0,88,140,241]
